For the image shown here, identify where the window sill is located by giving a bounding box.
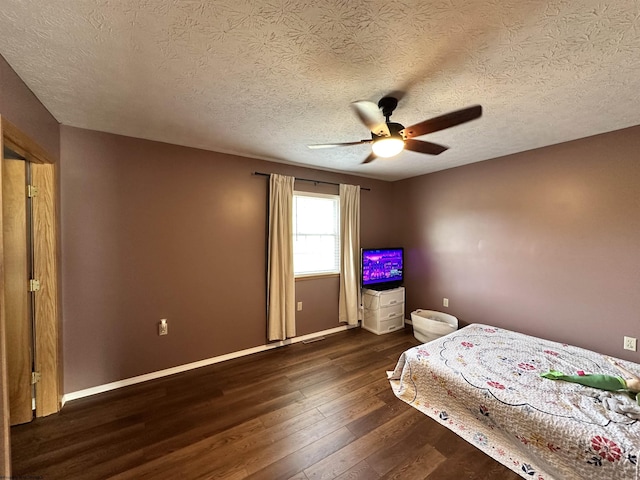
[295,273,340,281]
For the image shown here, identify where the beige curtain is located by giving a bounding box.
[267,174,296,341]
[338,184,361,326]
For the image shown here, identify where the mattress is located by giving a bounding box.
[388,324,640,480]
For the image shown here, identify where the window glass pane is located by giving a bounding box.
[293,236,338,274]
[294,196,337,234]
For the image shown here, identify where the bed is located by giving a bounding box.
[388,323,640,480]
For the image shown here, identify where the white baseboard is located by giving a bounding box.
[62,324,356,405]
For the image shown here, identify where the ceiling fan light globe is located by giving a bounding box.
[372,138,404,158]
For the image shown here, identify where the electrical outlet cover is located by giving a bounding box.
[159,319,168,336]
[623,336,637,351]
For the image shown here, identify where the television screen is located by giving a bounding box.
[362,248,403,289]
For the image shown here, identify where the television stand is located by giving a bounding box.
[362,287,405,335]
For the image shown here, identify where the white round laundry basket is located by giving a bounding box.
[411,309,458,343]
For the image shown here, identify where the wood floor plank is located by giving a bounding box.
[139,417,265,467]
[12,419,145,473]
[345,393,412,439]
[139,389,306,461]
[378,442,445,480]
[232,426,354,478]
[218,394,393,479]
[301,370,382,404]
[216,469,249,480]
[365,416,437,475]
[285,363,345,391]
[23,426,145,479]
[303,408,421,480]
[244,427,356,480]
[10,389,164,452]
[427,446,521,480]
[114,406,326,479]
[333,460,381,480]
[10,326,520,480]
[259,400,319,429]
[315,377,390,417]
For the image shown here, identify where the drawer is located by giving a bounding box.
[364,302,403,320]
[362,287,404,309]
[376,303,403,320]
[379,316,404,334]
[377,288,404,308]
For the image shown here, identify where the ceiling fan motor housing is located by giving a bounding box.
[371,122,405,141]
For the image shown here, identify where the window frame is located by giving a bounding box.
[292,191,341,279]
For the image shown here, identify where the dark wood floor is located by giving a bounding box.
[11,326,520,479]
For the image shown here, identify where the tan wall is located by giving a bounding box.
[60,126,395,392]
[394,126,640,361]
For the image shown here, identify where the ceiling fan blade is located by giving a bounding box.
[361,152,377,164]
[350,101,390,137]
[401,105,482,139]
[308,139,372,149]
[404,139,449,155]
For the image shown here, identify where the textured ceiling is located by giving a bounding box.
[1,0,639,181]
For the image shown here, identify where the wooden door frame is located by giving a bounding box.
[0,115,62,475]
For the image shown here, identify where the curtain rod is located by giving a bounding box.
[252,171,371,191]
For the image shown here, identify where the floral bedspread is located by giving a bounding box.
[388,324,639,480]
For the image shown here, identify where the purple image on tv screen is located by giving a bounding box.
[362,248,403,285]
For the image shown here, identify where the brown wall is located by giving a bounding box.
[394,126,640,361]
[60,126,394,392]
[0,55,59,161]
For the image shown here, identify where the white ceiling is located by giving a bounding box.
[1,0,639,181]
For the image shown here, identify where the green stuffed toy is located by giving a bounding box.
[541,357,640,405]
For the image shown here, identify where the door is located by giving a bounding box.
[2,158,33,425]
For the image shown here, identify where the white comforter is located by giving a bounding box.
[388,324,640,480]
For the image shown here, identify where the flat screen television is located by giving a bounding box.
[361,248,404,290]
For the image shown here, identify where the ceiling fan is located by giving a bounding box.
[308,97,482,164]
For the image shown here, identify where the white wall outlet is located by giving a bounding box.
[623,336,637,351]
[443,298,449,307]
[297,302,303,311]
[159,319,168,336]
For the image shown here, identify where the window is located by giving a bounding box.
[293,192,340,276]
